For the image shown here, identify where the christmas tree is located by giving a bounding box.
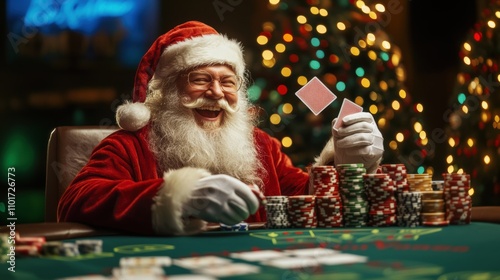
[250,0,432,174]
[446,0,500,205]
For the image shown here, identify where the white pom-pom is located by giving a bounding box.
[116,102,151,131]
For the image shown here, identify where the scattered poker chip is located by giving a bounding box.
[60,243,80,257]
[41,241,64,256]
[16,245,40,257]
[220,222,249,232]
[76,239,103,255]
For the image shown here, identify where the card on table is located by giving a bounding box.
[315,253,368,265]
[230,250,286,262]
[119,256,172,267]
[283,247,340,257]
[195,263,261,277]
[295,76,337,116]
[333,98,363,131]
[173,255,232,270]
[168,275,218,280]
[262,256,320,269]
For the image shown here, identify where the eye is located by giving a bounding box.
[220,76,238,87]
[189,73,212,85]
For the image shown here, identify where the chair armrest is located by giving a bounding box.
[471,206,500,224]
[0,222,120,241]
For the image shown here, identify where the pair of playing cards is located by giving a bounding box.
[230,247,368,269]
[295,76,363,125]
[174,255,260,277]
[296,77,384,151]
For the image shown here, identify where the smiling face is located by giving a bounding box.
[176,65,240,130]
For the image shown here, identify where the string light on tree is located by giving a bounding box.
[446,0,500,205]
[251,0,432,174]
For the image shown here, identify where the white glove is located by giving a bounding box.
[182,174,259,225]
[332,112,384,173]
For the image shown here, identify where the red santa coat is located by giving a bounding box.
[57,126,309,235]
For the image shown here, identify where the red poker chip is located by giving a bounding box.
[16,245,41,256]
[15,234,46,246]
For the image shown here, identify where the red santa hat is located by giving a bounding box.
[116,21,246,131]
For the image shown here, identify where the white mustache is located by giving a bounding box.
[181,97,238,114]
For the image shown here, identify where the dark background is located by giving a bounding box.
[0,0,481,224]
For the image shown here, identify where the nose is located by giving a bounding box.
[204,80,224,99]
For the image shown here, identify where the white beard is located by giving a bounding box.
[146,84,264,186]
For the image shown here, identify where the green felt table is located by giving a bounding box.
[2,222,500,279]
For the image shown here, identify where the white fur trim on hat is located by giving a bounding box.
[151,167,211,235]
[154,34,246,79]
[115,101,151,132]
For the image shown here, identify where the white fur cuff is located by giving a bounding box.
[314,137,335,167]
[151,167,211,235]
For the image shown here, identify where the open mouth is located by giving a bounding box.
[195,107,222,118]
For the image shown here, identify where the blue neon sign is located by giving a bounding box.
[24,0,135,33]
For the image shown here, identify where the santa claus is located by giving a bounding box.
[57,21,384,235]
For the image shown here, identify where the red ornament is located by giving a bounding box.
[473,32,482,42]
[261,31,272,39]
[421,149,428,158]
[277,84,288,95]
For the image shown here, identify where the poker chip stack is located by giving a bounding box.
[265,196,291,228]
[443,173,472,225]
[420,190,448,226]
[363,173,397,226]
[407,173,433,192]
[315,196,343,227]
[380,164,410,194]
[310,165,339,196]
[337,163,369,227]
[432,180,445,191]
[396,191,423,227]
[310,165,343,227]
[288,195,317,228]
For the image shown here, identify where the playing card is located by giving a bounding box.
[173,255,232,270]
[167,275,218,280]
[230,250,285,262]
[112,266,165,277]
[333,98,363,131]
[315,253,368,265]
[57,276,110,280]
[262,256,320,269]
[119,256,172,267]
[283,247,340,257]
[295,76,337,115]
[195,263,260,277]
